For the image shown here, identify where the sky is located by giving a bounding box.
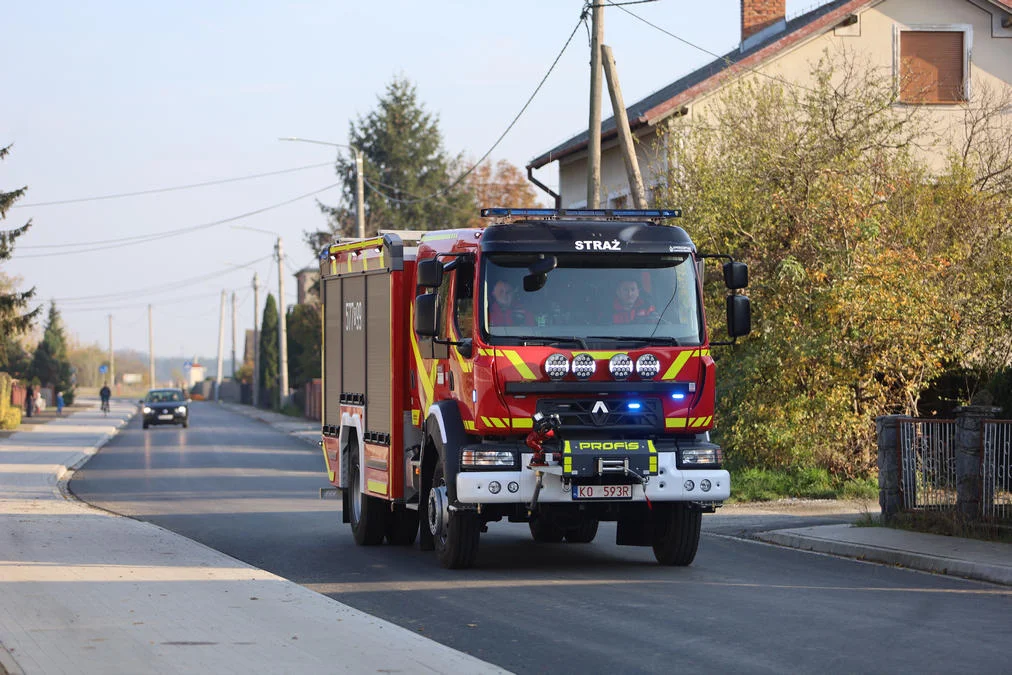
[3,0,825,361]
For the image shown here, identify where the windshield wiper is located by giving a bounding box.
[586,335,682,347]
[508,335,589,349]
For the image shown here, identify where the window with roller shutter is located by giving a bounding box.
[899,30,968,104]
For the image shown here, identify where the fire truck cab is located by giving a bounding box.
[318,208,750,569]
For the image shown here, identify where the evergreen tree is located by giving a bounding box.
[259,294,279,409]
[1,144,41,337]
[310,76,474,247]
[286,303,321,387]
[30,301,75,403]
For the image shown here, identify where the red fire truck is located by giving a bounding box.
[318,208,750,569]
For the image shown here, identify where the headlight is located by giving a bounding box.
[636,353,661,379]
[543,353,569,380]
[680,447,722,466]
[176,406,187,413]
[608,353,634,380]
[142,406,152,414]
[461,450,516,468]
[571,353,596,380]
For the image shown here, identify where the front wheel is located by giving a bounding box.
[349,449,387,546]
[428,462,480,568]
[652,503,701,566]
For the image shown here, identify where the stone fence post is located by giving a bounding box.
[876,414,904,522]
[954,404,1002,521]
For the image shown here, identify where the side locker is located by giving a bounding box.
[322,275,344,487]
[364,272,393,499]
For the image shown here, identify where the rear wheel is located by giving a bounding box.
[429,463,480,568]
[564,518,599,544]
[652,503,701,566]
[528,514,565,543]
[349,448,387,546]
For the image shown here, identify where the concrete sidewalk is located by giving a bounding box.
[0,399,505,675]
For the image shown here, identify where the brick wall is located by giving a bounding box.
[742,0,785,41]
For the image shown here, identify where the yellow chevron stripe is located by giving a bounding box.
[408,305,434,408]
[367,479,387,495]
[564,457,572,472]
[665,418,688,429]
[362,256,369,271]
[510,418,533,429]
[500,349,536,380]
[464,420,476,431]
[411,409,420,426]
[346,257,352,272]
[481,416,492,426]
[649,456,658,473]
[330,260,337,275]
[490,417,507,429]
[662,351,693,380]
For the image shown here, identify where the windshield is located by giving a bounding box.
[147,390,183,403]
[481,253,703,346]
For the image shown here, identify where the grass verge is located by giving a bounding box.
[728,466,878,503]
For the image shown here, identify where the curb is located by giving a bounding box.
[55,411,136,501]
[756,530,1012,587]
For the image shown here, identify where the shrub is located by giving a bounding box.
[1,407,21,430]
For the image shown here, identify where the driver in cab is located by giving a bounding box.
[612,278,656,324]
[488,279,533,327]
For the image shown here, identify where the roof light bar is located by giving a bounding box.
[480,207,681,219]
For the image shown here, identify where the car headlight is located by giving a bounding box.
[680,447,722,466]
[636,353,661,379]
[609,353,634,380]
[543,353,569,380]
[571,353,596,380]
[142,406,152,414]
[176,406,187,413]
[461,450,516,468]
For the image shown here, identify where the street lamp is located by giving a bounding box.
[280,137,366,239]
[233,225,289,409]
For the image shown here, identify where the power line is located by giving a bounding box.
[15,182,340,257]
[360,12,587,206]
[54,256,270,304]
[13,162,333,208]
[60,289,241,313]
[604,0,818,95]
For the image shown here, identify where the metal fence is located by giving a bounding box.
[983,420,1012,521]
[898,418,957,511]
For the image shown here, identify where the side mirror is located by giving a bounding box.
[726,295,752,338]
[723,261,748,290]
[417,259,443,289]
[414,293,439,337]
[456,339,473,359]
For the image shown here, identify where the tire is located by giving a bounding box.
[652,503,701,566]
[386,507,419,545]
[564,518,599,544]
[528,514,565,543]
[349,447,387,546]
[182,418,189,429]
[428,462,480,568]
[142,421,149,429]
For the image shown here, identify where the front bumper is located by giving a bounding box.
[143,410,188,425]
[456,451,729,504]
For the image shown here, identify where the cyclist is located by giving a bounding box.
[99,383,111,414]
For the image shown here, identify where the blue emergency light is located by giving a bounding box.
[480,207,681,219]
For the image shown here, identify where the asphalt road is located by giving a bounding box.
[71,402,1012,674]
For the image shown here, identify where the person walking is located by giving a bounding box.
[25,384,34,418]
[56,391,65,416]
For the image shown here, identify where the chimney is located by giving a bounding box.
[741,0,786,44]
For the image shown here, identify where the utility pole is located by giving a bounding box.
[108,314,115,390]
[601,44,647,208]
[276,238,290,408]
[354,147,366,238]
[216,290,226,401]
[148,304,155,387]
[231,291,238,379]
[253,272,261,408]
[587,0,604,208]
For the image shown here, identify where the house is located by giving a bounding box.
[294,267,320,305]
[528,0,1012,208]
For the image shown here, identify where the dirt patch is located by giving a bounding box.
[722,498,878,517]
